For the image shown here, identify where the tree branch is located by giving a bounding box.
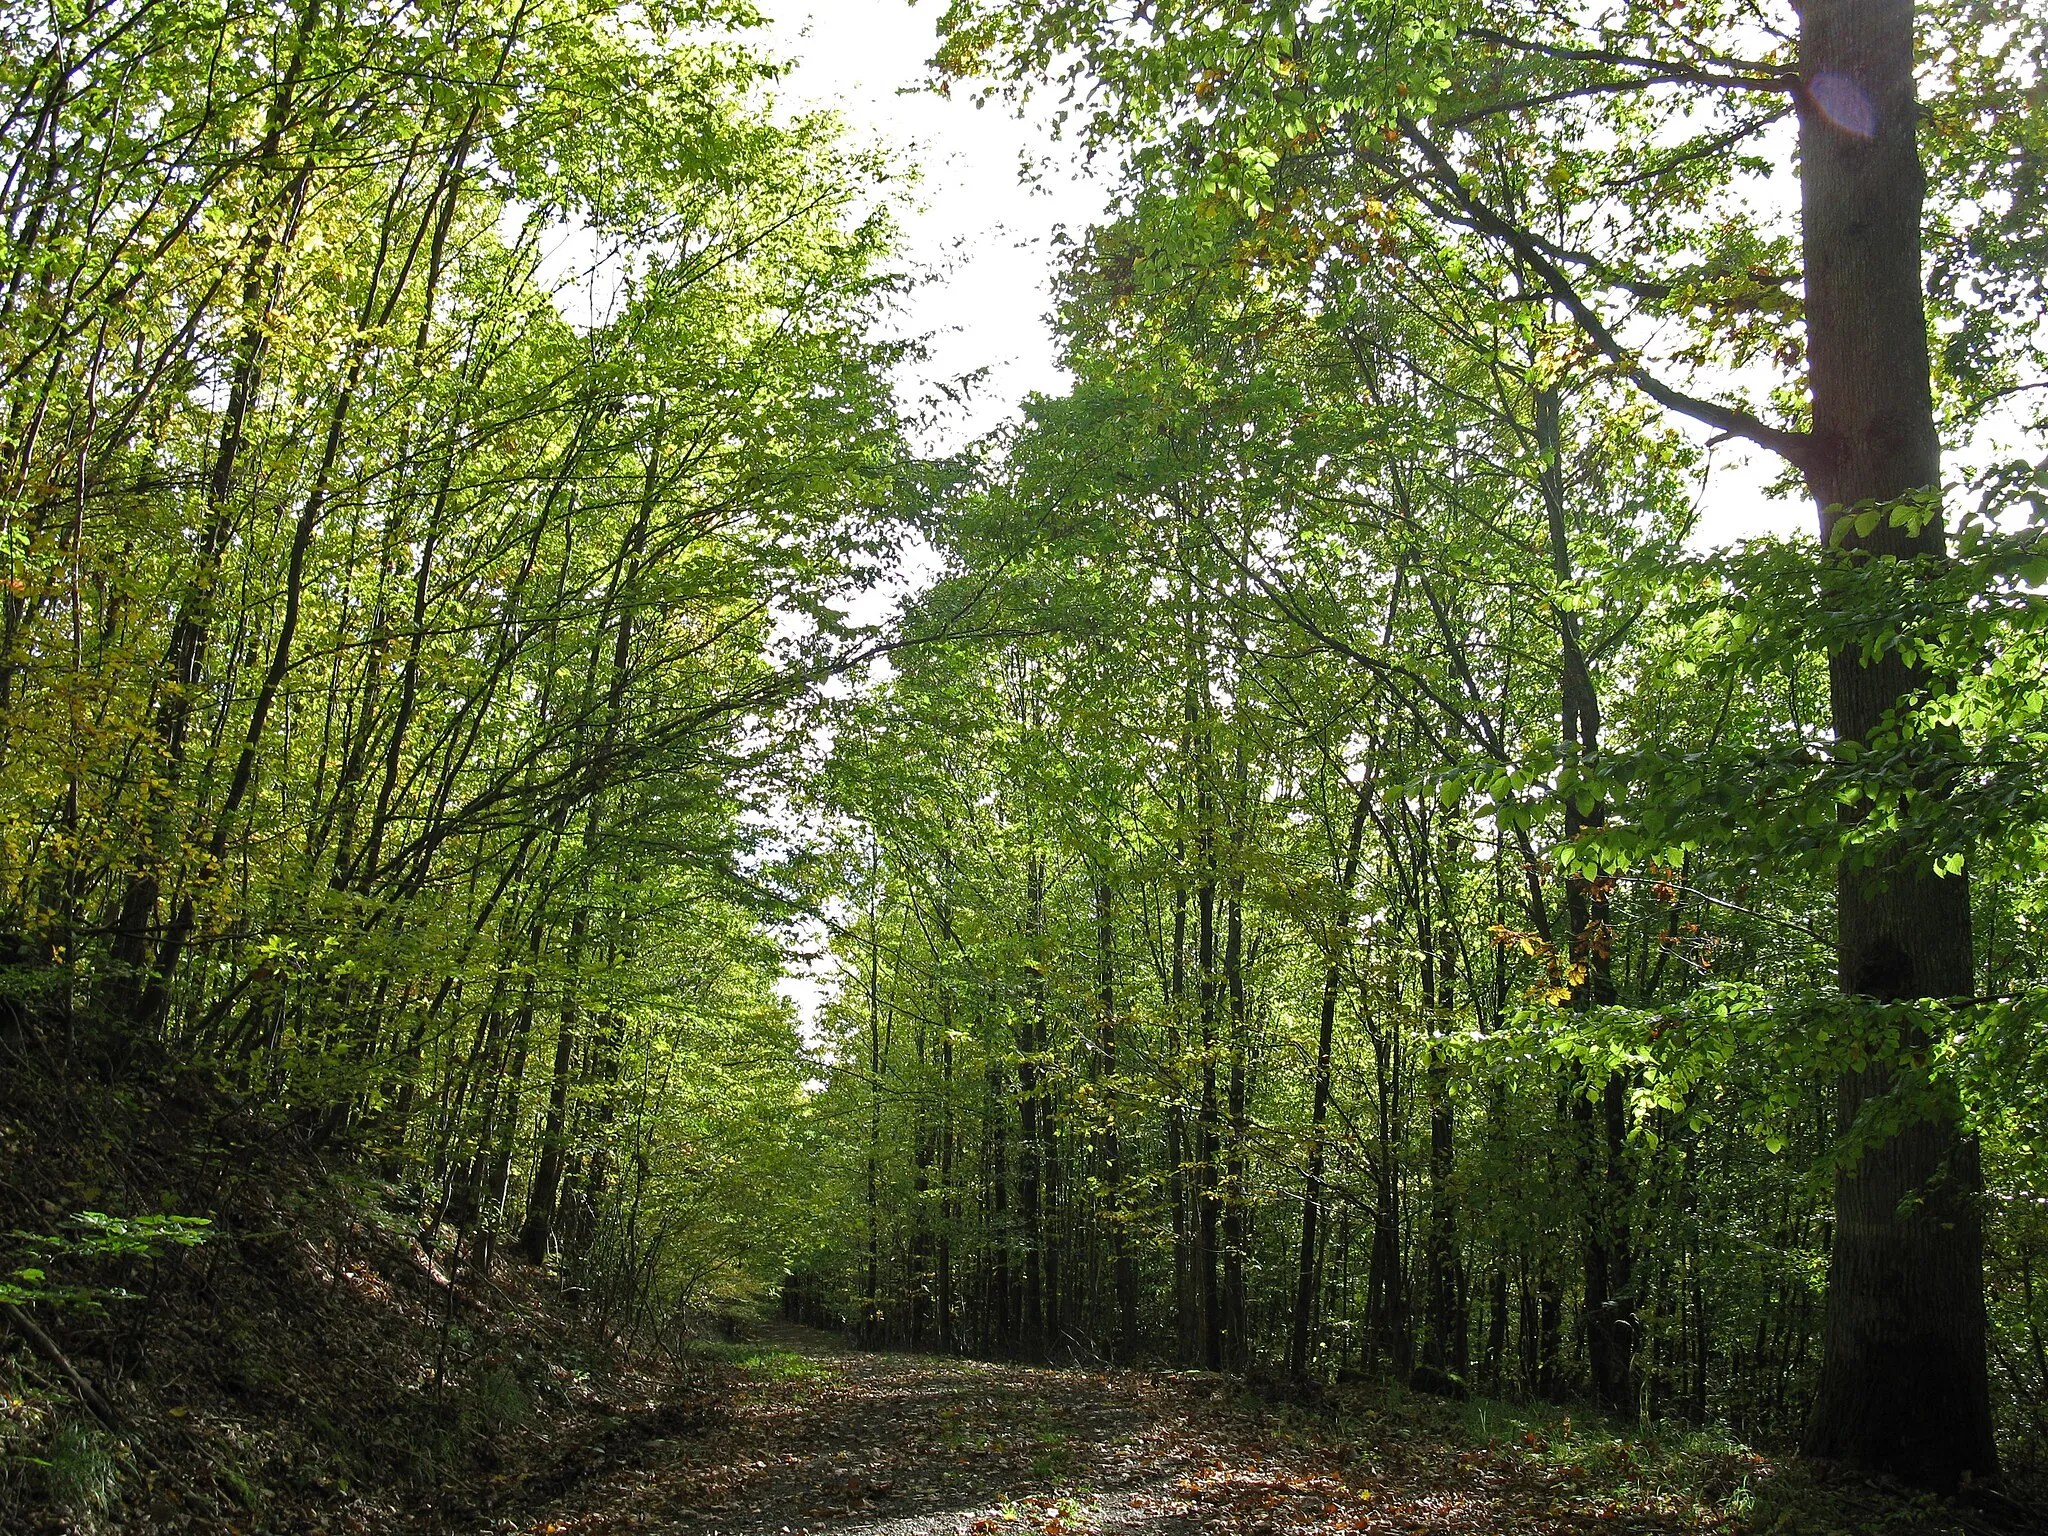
[1464,29,1798,95]
[1400,119,1816,474]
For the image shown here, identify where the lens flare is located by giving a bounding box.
[1808,72,1877,138]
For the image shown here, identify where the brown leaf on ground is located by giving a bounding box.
[488,1325,1717,1536]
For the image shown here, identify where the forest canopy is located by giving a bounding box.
[1,0,2045,1508]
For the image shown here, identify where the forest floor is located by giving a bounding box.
[479,1324,2012,1536]
[8,1069,2033,1535]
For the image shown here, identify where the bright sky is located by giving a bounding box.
[766,2,1110,456]
[760,1,1801,1033]
[763,2,1812,547]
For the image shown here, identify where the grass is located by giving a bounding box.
[1484,1399,2033,1533]
[689,1341,833,1382]
[1449,1395,1770,1528]
[1346,1387,2006,1536]
[473,1364,533,1435]
[1030,1421,1077,1480]
[43,1420,122,1518]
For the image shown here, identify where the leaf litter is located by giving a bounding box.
[490,1326,1751,1536]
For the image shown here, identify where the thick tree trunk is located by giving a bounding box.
[1577,1069,1634,1411]
[1796,0,1997,1489]
[1486,1268,1509,1390]
[1536,1270,1563,1399]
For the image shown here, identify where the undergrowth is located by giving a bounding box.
[1297,1379,2037,1536]
[0,1058,726,1534]
[687,1341,832,1382]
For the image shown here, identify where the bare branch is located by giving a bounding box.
[1400,119,1816,474]
[1464,28,1798,95]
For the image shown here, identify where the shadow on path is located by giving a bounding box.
[491,1324,1697,1536]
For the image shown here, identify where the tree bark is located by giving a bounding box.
[1221,879,1250,1374]
[1195,834,1222,1372]
[1017,848,1047,1357]
[1421,918,1465,1382]
[939,1004,957,1351]
[1797,0,1997,1488]
[986,1053,1011,1353]
[864,877,884,1344]
[1534,384,1635,1412]
[1166,868,1194,1361]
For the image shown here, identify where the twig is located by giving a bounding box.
[3,1301,124,1433]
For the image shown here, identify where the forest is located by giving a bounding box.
[0,0,2044,1530]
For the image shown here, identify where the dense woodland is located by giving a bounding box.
[2,0,2046,1517]
[0,0,906,1411]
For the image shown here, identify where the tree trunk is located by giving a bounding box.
[1421,927,1464,1381]
[1796,0,1995,1488]
[1195,844,1222,1372]
[106,11,319,1022]
[1094,872,1139,1360]
[939,1017,957,1351]
[1018,849,1047,1357]
[517,997,576,1262]
[1536,383,1636,1413]
[1167,872,1195,1361]
[864,886,884,1344]
[1221,881,1250,1374]
[1291,779,1369,1377]
[1366,1013,1409,1376]
[987,1054,1011,1353]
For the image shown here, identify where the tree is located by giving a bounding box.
[931,0,2044,1486]
[0,0,917,1338]
[1795,0,1993,1480]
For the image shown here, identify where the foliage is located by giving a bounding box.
[2,1211,211,1310]
[788,0,2048,1488]
[1,0,2044,1509]
[0,0,919,1351]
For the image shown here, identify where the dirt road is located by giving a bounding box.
[496,1325,1708,1536]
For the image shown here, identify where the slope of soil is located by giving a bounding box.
[0,1060,719,1535]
